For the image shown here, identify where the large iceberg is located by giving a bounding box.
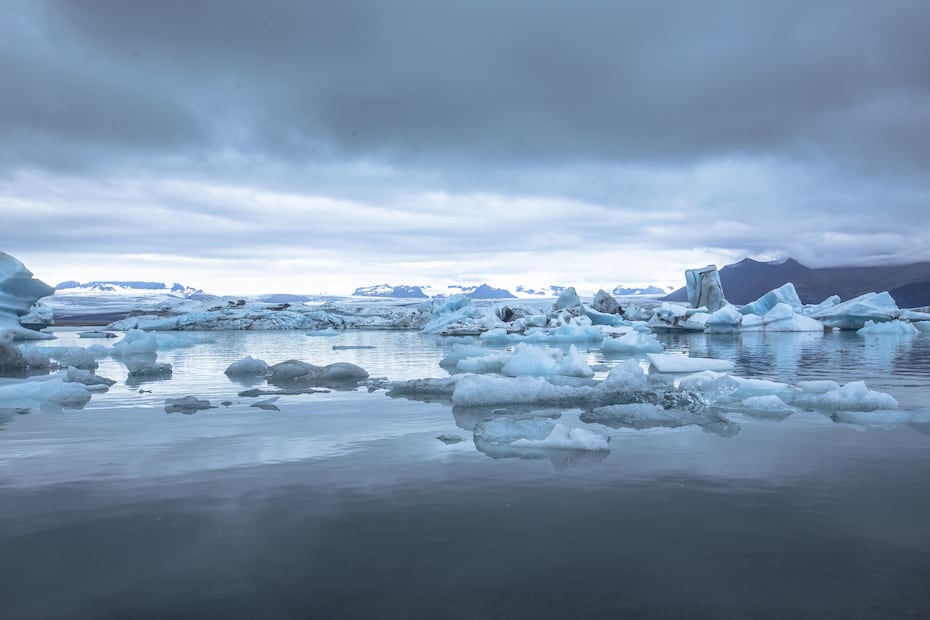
[685,265,728,312]
[0,252,55,340]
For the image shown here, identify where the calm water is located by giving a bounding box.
[2,328,930,619]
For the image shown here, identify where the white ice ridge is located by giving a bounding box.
[473,417,610,452]
[0,375,92,409]
[0,252,55,340]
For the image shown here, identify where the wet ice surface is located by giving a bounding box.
[2,328,930,619]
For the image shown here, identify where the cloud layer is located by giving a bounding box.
[2,1,929,293]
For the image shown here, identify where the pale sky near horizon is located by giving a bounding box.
[2,1,929,295]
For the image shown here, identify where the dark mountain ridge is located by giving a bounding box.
[664,258,930,307]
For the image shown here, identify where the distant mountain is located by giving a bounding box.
[352,284,429,299]
[664,258,930,307]
[54,280,209,298]
[611,284,672,296]
[447,284,517,299]
[515,285,567,297]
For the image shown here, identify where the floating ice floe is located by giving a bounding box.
[0,330,28,370]
[0,376,92,408]
[646,353,734,373]
[582,402,740,436]
[0,252,55,340]
[125,359,173,377]
[474,416,609,453]
[705,301,824,333]
[600,330,664,353]
[857,320,919,336]
[808,291,902,330]
[165,396,213,414]
[225,355,271,376]
[268,359,369,385]
[32,344,109,369]
[648,302,709,332]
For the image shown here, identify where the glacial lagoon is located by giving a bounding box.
[2,326,930,619]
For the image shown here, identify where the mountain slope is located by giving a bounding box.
[664,258,930,306]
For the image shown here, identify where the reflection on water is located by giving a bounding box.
[1,328,929,618]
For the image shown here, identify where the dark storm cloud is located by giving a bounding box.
[3,0,930,293]
[3,0,929,173]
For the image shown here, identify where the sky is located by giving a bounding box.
[2,0,929,295]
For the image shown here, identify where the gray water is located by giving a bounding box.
[2,328,930,619]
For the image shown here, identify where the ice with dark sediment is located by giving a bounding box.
[0,375,92,409]
[267,359,369,386]
[224,355,271,377]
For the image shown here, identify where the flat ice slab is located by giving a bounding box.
[647,353,734,373]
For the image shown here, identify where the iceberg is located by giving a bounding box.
[685,265,728,312]
[808,291,901,330]
[125,358,173,377]
[511,423,610,451]
[791,380,898,411]
[740,283,803,315]
[268,359,369,385]
[591,289,622,314]
[552,287,582,310]
[0,376,92,408]
[112,329,158,356]
[0,252,55,340]
[63,367,116,391]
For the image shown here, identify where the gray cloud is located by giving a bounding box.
[1,1,929,293]
[4,0,928,171]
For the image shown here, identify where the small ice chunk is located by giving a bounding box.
[77,331,117,339]
[224,355,270,376]
[647,353,734,373]
[795,381,898,411]
[501,343,561,377]
[306,327,342,336]
[0,330,28,369]
[553,287,582,310]
[512,423,610,451]
[268,359,368,384]
[740,283,803,315]
[741,394,793,412]
[457,351,511,374]
[584,403,681,428]
[600,330,664,353]
[250,396,280,411]
[126,359,173,377]
[165,395,212,413]
[112,329,158,356]
[0,376,92,408]
[559,345,595,378]
[601,359,650,391]
[856,320,919,336]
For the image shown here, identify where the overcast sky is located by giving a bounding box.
[2,0,929,294]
